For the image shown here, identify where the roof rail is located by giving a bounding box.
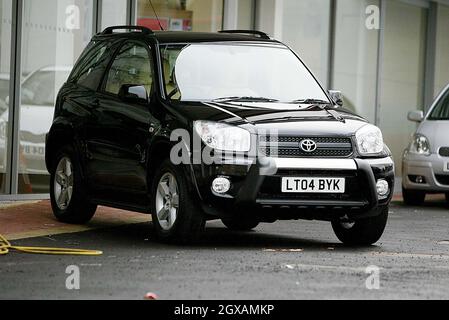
[101,26,153,35]
[219,30,270,40]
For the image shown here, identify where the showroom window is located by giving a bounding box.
[378,0,428,171]
[0,0,11,195]
[332,0,380,123]
[280,0,331,86]
[18,0,93,194]
[101,0,128,30]
[434,3,449,97]
[137,0,223,32]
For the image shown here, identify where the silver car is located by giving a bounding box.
[402,84,449,205]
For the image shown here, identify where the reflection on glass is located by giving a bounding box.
[19,0,93,194]
[379,1,427,171]
[281,0,330,84]
[161,44,329,103]
[0,0,12,194]
[137,0,223,32]
[332,0,379,122]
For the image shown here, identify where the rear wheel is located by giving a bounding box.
[402,187,426,206]
[222,217,259,231]
[50,146,97,224]
[151,159,205,243]
[331,206,389,246]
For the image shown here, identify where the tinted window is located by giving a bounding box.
[429,89,449,120]
[71,41,110,90]
[104,43,153,96]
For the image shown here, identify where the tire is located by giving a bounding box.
[151,159,205,243]
[50,146,97,224]
[222,217,259,231]
[402,186,426,206]
[445,193,449,205]
[331,206,389,246]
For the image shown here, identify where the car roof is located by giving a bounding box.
[93,30,281,45]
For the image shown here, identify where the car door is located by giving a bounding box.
[87,41,159,206]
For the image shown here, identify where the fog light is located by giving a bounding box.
[212,177,231,194]
[416,176,424,184]
[376,179,389,199]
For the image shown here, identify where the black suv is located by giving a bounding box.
[46,26,394,245]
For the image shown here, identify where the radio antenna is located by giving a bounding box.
[148,0,164,31]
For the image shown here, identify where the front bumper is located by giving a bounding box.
[191,156,395,222]
[402,151,449,192]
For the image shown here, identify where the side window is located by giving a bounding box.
[104,43,153,96]
[429,90,449,120]
[71,41,110,90]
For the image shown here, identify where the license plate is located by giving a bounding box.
[445,162,449,172]
[281,177,346,193]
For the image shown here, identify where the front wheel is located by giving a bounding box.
[402,187,425,206]
[151,159,205,243]
[331,206,389,246]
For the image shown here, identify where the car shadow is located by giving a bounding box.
[83,220,382,253]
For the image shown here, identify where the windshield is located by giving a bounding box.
[21,69,71,106]
[160,43,329,104]
[428,90,449,120]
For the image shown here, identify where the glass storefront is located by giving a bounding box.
[19,0,93,194]
[137,0,223,32]
[0,0,448,198]
[378,1,428,170]
[0,0,11,194]
[332,0,379,123]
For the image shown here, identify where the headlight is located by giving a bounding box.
[355,124,384,155]
[194,121,251,152]
[409,134,430,156]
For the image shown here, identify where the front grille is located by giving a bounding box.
[435,175,449,186]
[439,147,449,157]
[259,136,353,158]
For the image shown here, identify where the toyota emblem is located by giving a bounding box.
[300,139,317,153]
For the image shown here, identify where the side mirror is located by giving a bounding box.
[329,90,343,107]
[118,84,149,104]
[407,110,424,122]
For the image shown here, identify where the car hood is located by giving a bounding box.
[1,104,54,136]
[418,120,449,153]
[169,101,368,136]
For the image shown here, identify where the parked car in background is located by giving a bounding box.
[0,73,10,114]
[403,84,449,205]
[0,66,72,192]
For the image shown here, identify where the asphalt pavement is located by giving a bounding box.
[1,200,449,300]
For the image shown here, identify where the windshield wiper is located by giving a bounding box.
[290,98,330,105]
[212,96,280,103]
[291,98,345,123]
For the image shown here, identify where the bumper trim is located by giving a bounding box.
[271,158,357,170]
[256,199,369,207]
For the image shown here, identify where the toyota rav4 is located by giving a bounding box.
[46,26,395,245]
